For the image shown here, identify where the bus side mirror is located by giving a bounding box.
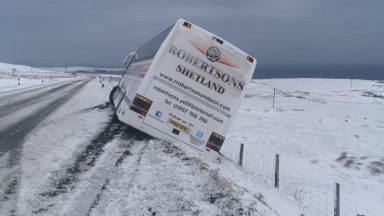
[122,52,136,66]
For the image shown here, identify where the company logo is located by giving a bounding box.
[155,111,162,118]
[196,131,204,138]
[206,46,221,62]
[188,41,238,68]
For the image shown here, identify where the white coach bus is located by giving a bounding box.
[110,18,256,161]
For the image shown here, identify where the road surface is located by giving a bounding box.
[0,78,90,215]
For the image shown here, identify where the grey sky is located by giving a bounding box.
[0,0,383,67]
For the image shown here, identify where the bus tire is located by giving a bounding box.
[109,86,118,107]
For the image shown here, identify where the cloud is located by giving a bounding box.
[0,0,383,66]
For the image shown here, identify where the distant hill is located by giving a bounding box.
[0,62,55,74]
[43,67,124,75]
[253,65,384,80]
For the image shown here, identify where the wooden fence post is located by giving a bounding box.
[334,183,340,216]
[273,88,276,109]
[274,154,279,188]
[239,143,244,167]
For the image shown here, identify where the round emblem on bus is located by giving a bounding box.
[206,46,221,62]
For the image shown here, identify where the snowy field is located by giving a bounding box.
[1,66,383,216]
[221,78,384,215]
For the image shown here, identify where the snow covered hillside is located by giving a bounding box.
[0,62,70,77]
[0,62,78,95]
[221,78,384,215]
[0,62,52,74]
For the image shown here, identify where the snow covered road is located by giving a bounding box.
[0,79,89,151]
[0,78,90,214]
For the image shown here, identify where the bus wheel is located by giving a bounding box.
[109,86,118,107]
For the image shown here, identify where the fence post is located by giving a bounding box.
[274,154,279,189]
[334,183,340,216]
[239,143,244,167]
[273,88,276,109]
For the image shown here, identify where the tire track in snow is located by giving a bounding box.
[35,116,152,215]
[88,141,267,216]
[86,146,135,216]
[39,114,125,199]
[85,141,149,216]
[32,125,269,215]
[86,139,150,216]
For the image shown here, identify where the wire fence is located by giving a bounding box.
[98,75,121,84]
[0,71,73,79]
[221,142,380,216]
[340,195,379,216]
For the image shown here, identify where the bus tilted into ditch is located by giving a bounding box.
[110,18,256,161]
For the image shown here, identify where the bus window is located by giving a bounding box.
[132,24,175,63]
